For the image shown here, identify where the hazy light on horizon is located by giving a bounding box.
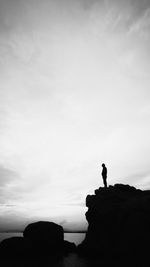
[0,0,150,230]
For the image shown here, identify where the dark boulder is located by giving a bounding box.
[0,237,32,259]
[23,221,64,256]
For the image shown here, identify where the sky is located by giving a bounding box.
[0,0,150,231]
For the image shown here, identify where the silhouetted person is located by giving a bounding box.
[101,163,107,188]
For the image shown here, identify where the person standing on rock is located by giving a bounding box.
[101,163,107,188]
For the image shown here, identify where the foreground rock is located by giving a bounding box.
[24,221,64,255]
[78,184,150,264]
[0,237,32,259]
[0,221,76,260]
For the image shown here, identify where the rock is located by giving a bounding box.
[0,221,76,263]
[0,237,32,259]
[23,221,64,255]
[78,184,150,263]
[63,240,76,254]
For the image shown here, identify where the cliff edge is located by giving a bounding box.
[78,184,150,263]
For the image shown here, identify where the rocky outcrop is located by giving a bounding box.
[23,221,64,255]
[0,221,76,260]
[78,184,150,263]
[0,237,32,259]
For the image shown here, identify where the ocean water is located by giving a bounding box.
[0,232,85,245]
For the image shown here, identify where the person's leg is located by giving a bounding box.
[104,178,107,188]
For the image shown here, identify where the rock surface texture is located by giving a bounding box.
[78,184,150,264]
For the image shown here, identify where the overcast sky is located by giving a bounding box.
[0,0,150,231]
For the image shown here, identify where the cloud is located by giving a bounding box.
[124,171,150,185]
[0,165,21,204]
[0,165,18,187]
[129,8,150,36]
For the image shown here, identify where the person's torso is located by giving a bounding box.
[102,167,107,176]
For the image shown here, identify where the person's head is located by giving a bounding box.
[102,163,105,167]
